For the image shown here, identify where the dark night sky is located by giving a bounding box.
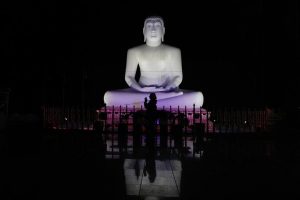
[1,0,299,113]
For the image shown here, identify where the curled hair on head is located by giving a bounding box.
[143,16,165,28]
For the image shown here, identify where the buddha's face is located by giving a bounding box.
[143,18,165,43]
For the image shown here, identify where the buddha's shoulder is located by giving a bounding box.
[161,44,180,50]
[128,44,181,52]
[161,44,181,52]
[127,45,146,52]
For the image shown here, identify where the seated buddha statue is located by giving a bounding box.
[104,16,204,109]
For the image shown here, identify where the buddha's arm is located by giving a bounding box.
[125,48,167,92]
[165,49,183,90]
[125,49,143,91]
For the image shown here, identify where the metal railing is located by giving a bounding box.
[42,105,268,133]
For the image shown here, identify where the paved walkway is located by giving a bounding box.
[124,159,181,199]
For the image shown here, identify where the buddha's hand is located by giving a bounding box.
[139,86,157,92]
[154,87,169,92]
[164,85,178,92]
[139,86,168,92]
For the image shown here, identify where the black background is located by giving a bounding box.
[1,0,299,113]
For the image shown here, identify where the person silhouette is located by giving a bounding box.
[143,93,158,182]
[144,93,158,150]
[144,93,157,122]
[104,16,204,108]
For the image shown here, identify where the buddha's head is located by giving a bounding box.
[143,16,165,46]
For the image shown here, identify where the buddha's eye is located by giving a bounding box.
[155,23,161,27]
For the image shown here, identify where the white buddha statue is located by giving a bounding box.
[104,16,204,108]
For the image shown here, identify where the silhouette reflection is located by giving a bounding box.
[123,93,181,198]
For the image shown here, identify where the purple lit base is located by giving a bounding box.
[104,88,204,109]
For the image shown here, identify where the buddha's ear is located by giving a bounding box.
[143,28,146,42]
[162,27,165,42]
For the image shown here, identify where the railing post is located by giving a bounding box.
[112,106,115,158]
